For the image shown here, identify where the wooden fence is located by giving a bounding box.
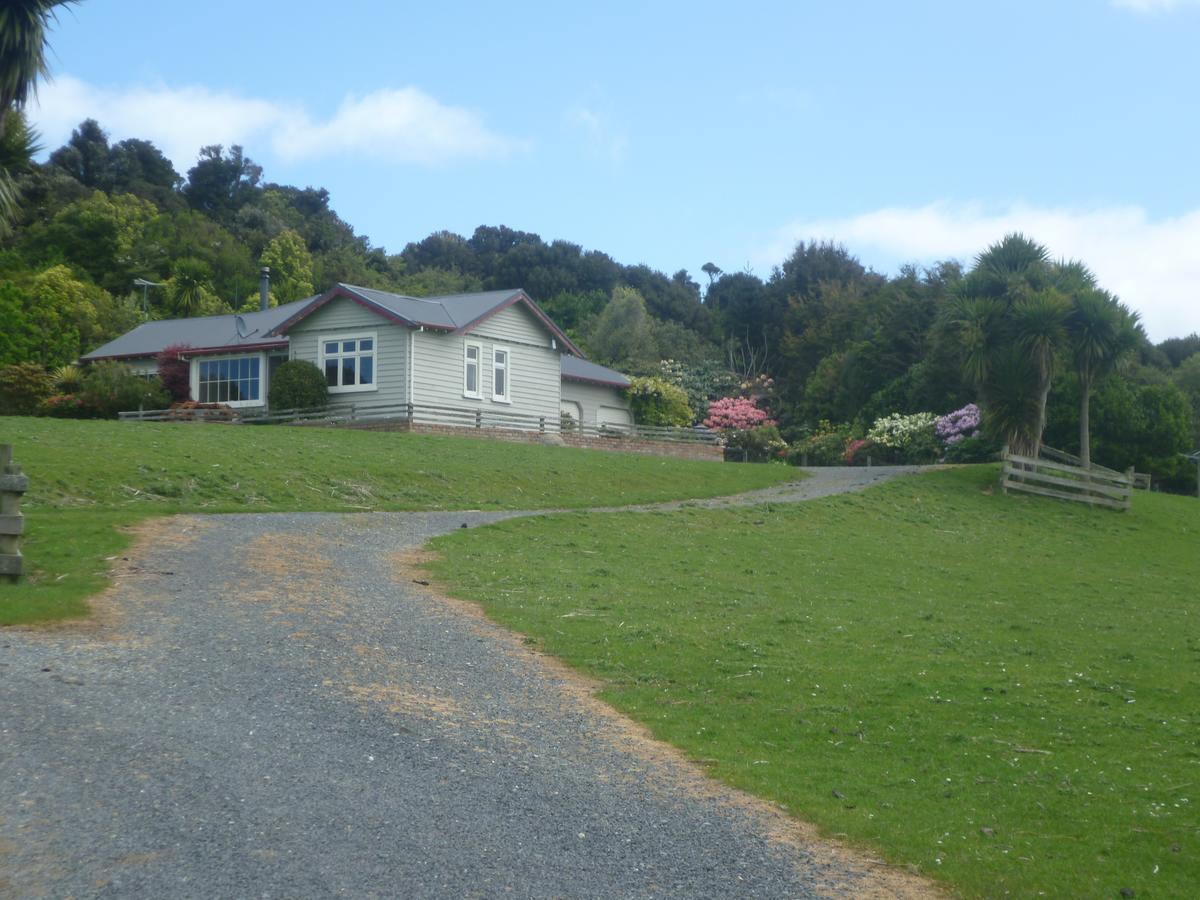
[1001,446,1133,511]
[1,444,28,583]
[119,401,721,446]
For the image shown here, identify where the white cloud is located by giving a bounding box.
[760,202,1200,341]
[566,105,629,163]
[31,75,521,171]
[1111,0,1200,12]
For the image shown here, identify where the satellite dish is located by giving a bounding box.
[234,315,251,339]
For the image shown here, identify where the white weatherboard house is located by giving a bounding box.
[82,284,633,430]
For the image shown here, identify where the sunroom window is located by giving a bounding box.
[320,333,376,392]
[197,356,260,405]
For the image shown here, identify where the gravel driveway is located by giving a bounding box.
[1,467,933,898]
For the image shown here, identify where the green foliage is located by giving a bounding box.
[428,466,1200,899]
[259,228,315,304]
[50,362,82,391]
[724,423,788,462]
[585,286,658,372]
[155,343,190,403]
[788,419,855,466]
[0,361,53,414]
[78,361,168,418]
[1172,352,1200,445]
[267,359,328,411]
[657,358,739,420]
[627,376,693,426]
[866,411,940,464]
[942,433,999,463]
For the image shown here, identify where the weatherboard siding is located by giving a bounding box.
[287,297,408,410]
[411,330,561,427]
[472,303,556,348]
[561,380,630,427]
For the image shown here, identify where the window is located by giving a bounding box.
[320,333,376,393]
[197,355,261,405]
[492,348,510,402]
[463,342,481,399]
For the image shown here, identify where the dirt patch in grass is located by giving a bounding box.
[393,547,941,899]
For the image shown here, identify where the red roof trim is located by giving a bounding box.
[454,290,585,357]
[86,340,288,362]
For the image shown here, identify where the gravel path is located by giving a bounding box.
[0,467,933,898]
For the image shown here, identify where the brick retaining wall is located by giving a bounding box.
[320,418,724,462]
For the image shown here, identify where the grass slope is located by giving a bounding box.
[427,466,1198,898]
[0,418,798,625]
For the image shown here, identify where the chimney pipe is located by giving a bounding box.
[259,267,270,312]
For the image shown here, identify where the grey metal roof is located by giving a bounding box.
[560,355,631,388]
[82,297,316,361]
[321,285,527,331]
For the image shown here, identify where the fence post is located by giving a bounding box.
[406,402,414,425]
[350,403,357,422]
[0,444,28,584]
[475,409,482,429]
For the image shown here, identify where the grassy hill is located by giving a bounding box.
[0,417,799,625]
[427,465,1199,898]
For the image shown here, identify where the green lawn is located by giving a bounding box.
[0,417,799,625]
[427,466,1199,898]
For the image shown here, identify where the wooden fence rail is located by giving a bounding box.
[119,401,721,446]
[1001,447,1133,511]
[1,444,28,583]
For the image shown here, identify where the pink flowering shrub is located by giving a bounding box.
[703,396,773,431]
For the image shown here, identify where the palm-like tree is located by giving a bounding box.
[947,234,1068,456]
[0,1,76,133]
[1068,287,1141,468]
[0,108,40,234]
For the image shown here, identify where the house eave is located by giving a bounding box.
[562,373,630,389]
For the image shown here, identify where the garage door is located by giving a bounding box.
[598,405,632,429]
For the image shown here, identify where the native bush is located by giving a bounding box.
[156,343,192,403]
[942,433,999,463]
[51,364,84,393]
[0,363,55,416]
[38,393,95,418]
[268,360,328,411]
[725,423,788,462]
[658,358,740,420]
[79,362,169,418]
[628,376,693,426]
[843,437,877,466]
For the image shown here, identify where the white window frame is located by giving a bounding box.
[491,347,511,403]
[319,331,378,394]
[191,353,264,408]
[463,341,482,400]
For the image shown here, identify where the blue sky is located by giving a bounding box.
[30,0,1200,340]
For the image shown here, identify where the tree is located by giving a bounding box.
[183,145,263,224]
[168,257,216,317]
[584,286,657,372]
[48,118,112,189]
[0,108,39,234]
[945,234,1068,456]
[259,228,314,304]
[0,1,76,134]
[1066,284,1140,467]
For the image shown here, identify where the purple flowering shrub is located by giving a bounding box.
[935,404,981,447]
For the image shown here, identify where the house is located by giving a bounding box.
[81,282,632,431]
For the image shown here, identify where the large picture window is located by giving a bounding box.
[320,333,376,392]
[197,356,260,405]
[463,342,482,399]
[492,348,510,403]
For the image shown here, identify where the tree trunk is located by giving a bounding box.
[1079,377,1092,470]
[1032,377,1052,461]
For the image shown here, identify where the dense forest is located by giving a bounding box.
[1,113,1198,490]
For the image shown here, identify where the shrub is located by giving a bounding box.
[628,376,693,426]
[867,411,940,464]
[268,360,328,411]
[658,358,740,420]
[725,424,788,463]
[843,437,877,466]
[51,364,84,393]
[156,343,192,403]
[703,396,772,431]
[79,361,169,418]
[935,403,981,447]
[0,363,55,416]
[943,433,1000,464]
[788,420,855,466]
[38,393,95,418]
